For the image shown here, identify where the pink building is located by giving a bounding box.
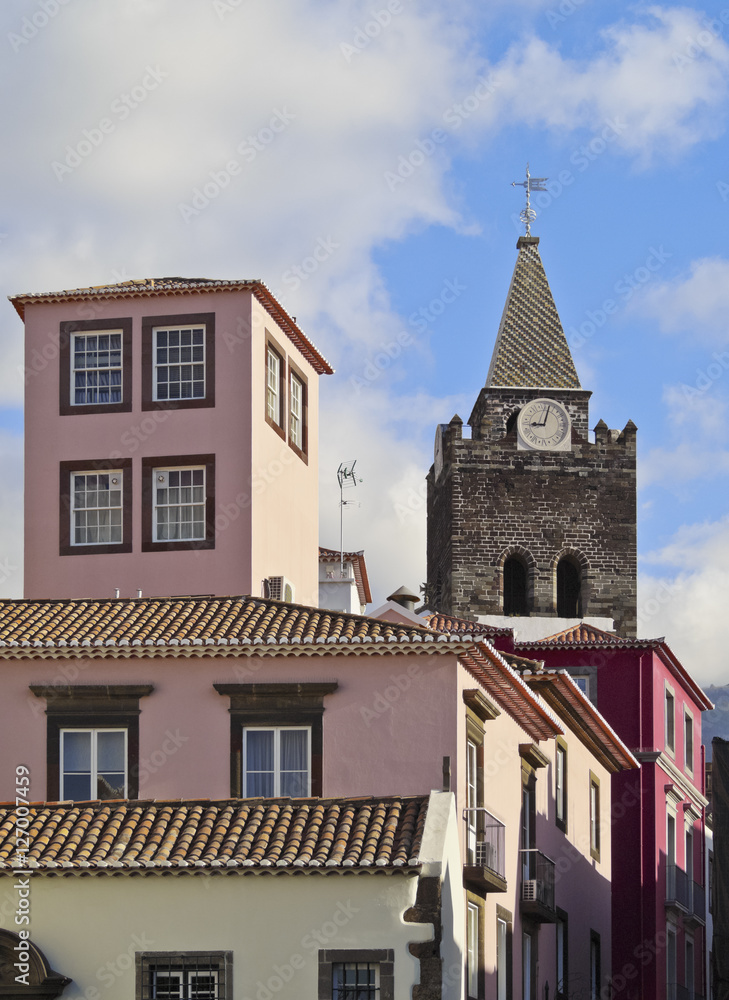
[0,594,636,999]
[11,278,333,606]
[515,624,713,1000]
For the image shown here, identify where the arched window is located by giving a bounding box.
[503,556,528,616]
[557,557,582,618]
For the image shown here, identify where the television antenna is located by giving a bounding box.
[337,461,362,577]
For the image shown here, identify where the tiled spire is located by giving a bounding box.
[486,237,581,389]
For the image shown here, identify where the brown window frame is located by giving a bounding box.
[264,334,286,440]
[589,772,601,862]
[59,457,132,556]
[29,683,153,800]
[59,318,133,416]
[214,682,337,797]
[318,949,394,1000]
[555,738,568,834]
[142,454,215,552]
[287,358,308,463]
[142,312,215,411]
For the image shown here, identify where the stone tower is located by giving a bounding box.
[426,235,637,636]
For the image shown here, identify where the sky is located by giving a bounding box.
[1,0,729,685]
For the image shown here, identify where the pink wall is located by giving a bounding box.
[23,289,321,603]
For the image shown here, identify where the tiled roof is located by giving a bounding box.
[424,613,513,638]
[0,796,428,875]
[0,595,455,658]
[520,622,661,649]
[9,277,333,375]
[523,670,638,773]
[486,237,581,389]
[319,547,372,606]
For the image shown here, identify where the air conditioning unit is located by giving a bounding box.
[522,880,539,902]
[264,576,295,603]
[475,843,494,869]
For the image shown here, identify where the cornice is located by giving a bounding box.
[634,749,708,809]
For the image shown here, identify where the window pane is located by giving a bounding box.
[63,730,91,771]
[72,332,123,405]
[97,730,125,771]
[155,327,206,401]
[63,773,92,800]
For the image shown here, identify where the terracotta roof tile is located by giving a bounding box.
[519,622,662,649]
[9,278,333,375]
[424,613,513,637]
[0,595,455,656]
[0,796,428,874]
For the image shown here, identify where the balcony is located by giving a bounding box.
[665,865,690,913]
[666,985,704,1000]
[462,808,507,893]
[686,879,706,927]
[520,849,556,923]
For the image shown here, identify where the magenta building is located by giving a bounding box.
[515,624,712,1000]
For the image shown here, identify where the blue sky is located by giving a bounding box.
[1,0,729,683]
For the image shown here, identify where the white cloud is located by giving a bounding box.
[630,257,729,342]
[492,7,729,163]
[639,515,729,685]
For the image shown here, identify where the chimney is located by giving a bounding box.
[386,585,420,613]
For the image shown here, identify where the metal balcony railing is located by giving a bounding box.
[666,865,690,911]
[690,880,706,924]
[462,808,506,878]
[520,848,556,913]
[666,984,703,1000]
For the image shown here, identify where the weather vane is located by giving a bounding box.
[512,163,548,237]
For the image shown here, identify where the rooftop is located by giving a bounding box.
[9,276,333,375]
[0,795,428,875]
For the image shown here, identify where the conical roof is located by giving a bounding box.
[486,237,581,389]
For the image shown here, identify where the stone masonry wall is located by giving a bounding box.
[426,414,637,636]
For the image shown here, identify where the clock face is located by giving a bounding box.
[517,398,571,451]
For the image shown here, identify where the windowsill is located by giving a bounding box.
[142,538,214,553]
[63,401,132,416]
[143,396,214,412]
[62,542,133,557]
[288,439,308,465]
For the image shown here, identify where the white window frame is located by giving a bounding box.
[573,675,590,699]
[71,330,123,406]
[665,683,676,755]
[71,469,124,546]
[467,902,479,999]
[667,808,677,866]
[153,466,206,542]
[589,775,600,860]
[242,725,311,797]
[60,727,127,800]
[496,918,507,1000]
[266,345,282,426]
[466,739,478,862]
[289,370,303,449]
[522,932,532,1000]
[153,324,206,402]
[684,707,694,775]
[139,953,229,1000]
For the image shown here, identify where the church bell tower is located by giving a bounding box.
[426,228,637,637]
